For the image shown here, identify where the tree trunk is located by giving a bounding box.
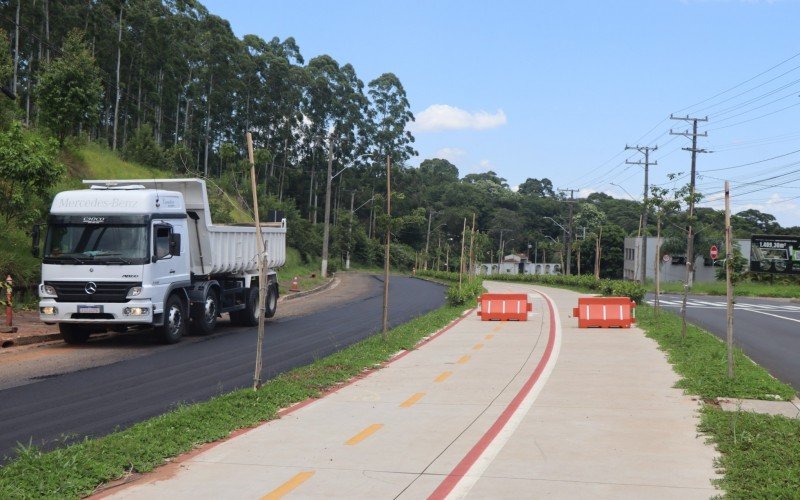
[112,3,123,151]
[12,0,20,94]
[44,0,50,64]
[203,73,213,177]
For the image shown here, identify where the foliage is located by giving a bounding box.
[0,29,18,127]
[446,278,484,306]
[714,242,749,283]
[0,123,64,227]
[122,125,165,169]
[0,298,462,499]
[36,30,102,144]
[700,407,800,498]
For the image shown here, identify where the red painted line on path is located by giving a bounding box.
[428,294,557,500]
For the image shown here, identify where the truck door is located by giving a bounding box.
[151,223,179,313]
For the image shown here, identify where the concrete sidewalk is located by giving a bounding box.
[103,282,718,499]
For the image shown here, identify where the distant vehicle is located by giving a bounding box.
[35,179,286,344]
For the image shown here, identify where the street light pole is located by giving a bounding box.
[424,209,435,270]
[321,133,335,278]
[346,191,355,270]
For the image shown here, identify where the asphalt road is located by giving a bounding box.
[650,293,800,393]
[0,275,445,462]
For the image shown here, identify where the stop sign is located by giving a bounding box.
[710,245,719,260]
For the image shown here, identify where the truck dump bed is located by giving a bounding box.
[83,179,286,276]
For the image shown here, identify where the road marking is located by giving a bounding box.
[400,392,425,408]
[457,355,471,364]
[431,289,562,500]
[345,424,383,445]
[742,308,800,324]
[261,471,315,499]
[649,299,800,313]
[485,334,494,340]
[435,371,453,382]
[493,325,502,332]
[473,343,484,350]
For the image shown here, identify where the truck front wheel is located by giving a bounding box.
[59,324,91,344]
[156,294,186,344]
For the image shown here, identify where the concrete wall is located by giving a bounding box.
[623,237,750,283]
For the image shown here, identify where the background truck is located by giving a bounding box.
[36,178,286,344]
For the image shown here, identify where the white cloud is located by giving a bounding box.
[468,159,493,173]
[433,147,466,163]
[411,105,507,132]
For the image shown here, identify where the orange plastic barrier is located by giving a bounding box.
[477,293,532,321]
[572,297,637,328]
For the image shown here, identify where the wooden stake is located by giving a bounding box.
[247,132,268,390]
[459,218,467,288]
[468,213,476,278]
[382,155,391,338]
[725,181,734,378]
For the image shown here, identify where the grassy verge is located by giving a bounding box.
[637,304,798,497]
[700,407,800,497]
[0,298,464,499]
[654,280,800,299]
[277,248,327,293]
[638,305,795,400]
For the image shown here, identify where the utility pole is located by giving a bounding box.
[382,155,391,338]
[424,209,436,270]
[468,214,476,278]
[247,132,268,390]
[321,134,335,278]
[558,189,577,275]
[725,181,734,378]
[670,115,709,339]
[459,218,467,288]
[625,145,658,286]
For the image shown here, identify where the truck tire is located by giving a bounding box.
[156,294,186,344]
[59,324,91,344]
[234,287,260,327]
[265,284,278,318]
[191,288,219,335]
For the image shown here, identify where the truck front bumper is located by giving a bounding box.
[39,299,154,324]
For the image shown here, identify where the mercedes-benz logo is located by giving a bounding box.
[85,282,97,294]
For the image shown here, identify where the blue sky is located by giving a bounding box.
[203,0,800,225]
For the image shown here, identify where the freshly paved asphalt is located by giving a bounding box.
[0,275,444,462]
[650,293,800,392]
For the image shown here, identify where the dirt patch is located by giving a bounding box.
[1,310,60,348]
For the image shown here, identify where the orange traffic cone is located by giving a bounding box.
[290,276,300,292]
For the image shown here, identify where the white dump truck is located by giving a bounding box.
[36,179,286,344]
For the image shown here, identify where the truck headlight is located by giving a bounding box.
[40,306,58,315]
[123,307,149,316]
[41,284,57,296]
[126,286,143,298]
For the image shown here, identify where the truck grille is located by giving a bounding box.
[45,281,141,303]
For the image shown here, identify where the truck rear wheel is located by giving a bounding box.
[191,288,219,335]
[265,284,278,318]
[233,287,260,327]
[156,294,186,344]
[59,324,91,344]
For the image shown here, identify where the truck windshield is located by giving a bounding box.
[44,225,148,265]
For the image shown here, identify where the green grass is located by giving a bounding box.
[638,305,796,401]
[278,248,327,292]
[0,297,463,499]
[654,280,800,299]
[72,143,165,180]
[700,407,800,498]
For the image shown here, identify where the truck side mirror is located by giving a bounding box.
[169,233,181,256]
[31,225,40,258]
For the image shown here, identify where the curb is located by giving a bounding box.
[1,332,62,349]
[279,274,337,302]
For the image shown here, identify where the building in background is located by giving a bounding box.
[623,237,750,283]
[477,253,561,276]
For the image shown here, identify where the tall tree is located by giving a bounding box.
[36,29,102,144]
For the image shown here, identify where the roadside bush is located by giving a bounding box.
[420,270,646,303]
[446,278,484,306]
[122,125,165,169]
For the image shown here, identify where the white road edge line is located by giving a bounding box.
[447,291,562,500]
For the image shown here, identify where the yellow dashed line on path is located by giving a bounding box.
[473,343,484,350]
[457,355,471,364]
[485,334,494,340]
[345,424,383,445]
[261,471,315,499]
[435,371,453,382]
[400,392,425,408]
[493,325,502,332]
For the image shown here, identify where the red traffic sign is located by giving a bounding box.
[710,245,719,260]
